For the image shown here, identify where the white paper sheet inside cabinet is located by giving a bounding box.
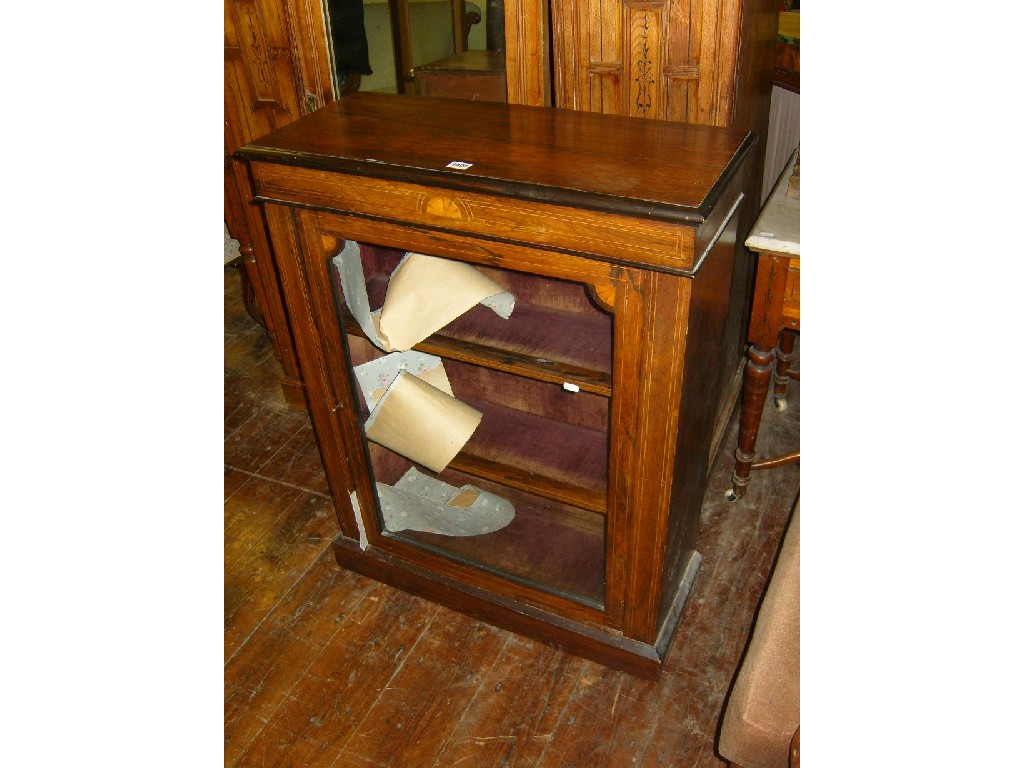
[335,239,387,348]
[378,251,514,351]
[377,466,514,536]
[333,242,515,353]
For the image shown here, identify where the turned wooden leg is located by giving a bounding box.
[237,243,266,328]
[728,343,775,501]
[773,328,798,411]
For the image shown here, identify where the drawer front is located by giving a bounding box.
[250,162,699,274]
[417,71,507,103]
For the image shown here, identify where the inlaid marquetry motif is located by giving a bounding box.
[421,195,470,221]
[633,15,655,115]
[587,282,617,312]
[321,233,341,254]
[623,1,666,119]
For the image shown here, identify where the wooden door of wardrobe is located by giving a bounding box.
[550,0,744,127]
[224,0,335,231]
[224,0,336,404]
[224,0,334,152]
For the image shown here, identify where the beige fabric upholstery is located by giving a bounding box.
[719,501,800,768]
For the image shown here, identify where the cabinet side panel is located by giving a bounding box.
[704,171,752,461]
[731,0,778,203]
[657,194,740,628]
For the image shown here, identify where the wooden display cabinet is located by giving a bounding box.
[237,92,753,678]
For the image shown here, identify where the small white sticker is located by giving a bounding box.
[758,231,776,237]
[562,382,580,393]
[446,161,473,170]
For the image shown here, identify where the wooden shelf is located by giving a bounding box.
[391,467,607,608]
[450,452,606,515]
[455,395,608,514]
[358,373,609,514]
[343,274,613,395]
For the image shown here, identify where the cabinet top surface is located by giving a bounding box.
[238,93,754,223]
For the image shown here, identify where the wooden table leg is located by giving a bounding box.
[728,341,775,501]
[773,328,798,411]
[729,251,791,501]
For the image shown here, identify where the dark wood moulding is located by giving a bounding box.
[237,91,755,227]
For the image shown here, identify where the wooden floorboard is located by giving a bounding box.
[223,264,800,767]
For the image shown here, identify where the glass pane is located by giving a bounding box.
[325,1,505,95]
[330,239,611,608]
[407,1,456,70]
[359,2,398,93]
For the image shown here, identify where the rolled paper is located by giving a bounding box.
[364,370,482,473]
[332,242,515,353]
[379,252,514,351]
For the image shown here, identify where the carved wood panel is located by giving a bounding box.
[224,0,335,406]
[551,0,743,128]
[224,0,333,156]
[229,0,289,112]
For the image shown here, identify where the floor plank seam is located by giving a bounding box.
[225,548,338,670]
[329,603,444,767]
[530,663,583,766]
[227,557,381,766]
[224,465,333,500]
[429,634,515,768]
[223,402,273,444]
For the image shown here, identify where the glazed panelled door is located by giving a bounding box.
[551,0,741,127]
